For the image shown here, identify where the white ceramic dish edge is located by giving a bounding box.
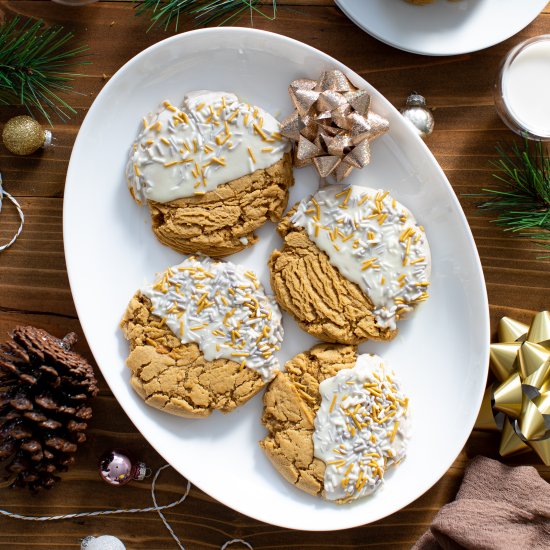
[63,27,490,530]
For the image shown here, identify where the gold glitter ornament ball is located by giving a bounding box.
[2,116,53,156]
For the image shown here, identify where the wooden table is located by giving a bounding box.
[0,1,549,548]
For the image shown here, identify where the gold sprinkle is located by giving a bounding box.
[358,194,371,206]
[211,156,226,166]
[247,147,256,163]
[329,394,337,413]
[190,324,206,331]
[261,147,274,152]
[400,227,414,242]
[361,257,378,271]
[390,421,400,443]
[227,110,240,122]
[231,352,250,357]
[195,102,205,111]
[253,122,268,140]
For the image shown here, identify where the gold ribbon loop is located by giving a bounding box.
[497,316,529,343]
[280,70,389,181]
[475,311,550,465]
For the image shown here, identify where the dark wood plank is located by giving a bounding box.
[0,1,549,548]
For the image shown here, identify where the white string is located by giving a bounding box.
[0,173,25,252]
[151,464,186,550]
[0,464,253,550]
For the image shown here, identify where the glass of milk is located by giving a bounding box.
[495,35,550,141]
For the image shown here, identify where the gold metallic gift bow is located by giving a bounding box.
[475,311,550,465]
[280,70,389,181]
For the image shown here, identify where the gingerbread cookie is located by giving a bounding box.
[120,255,284,417]
[127,91,293,257]
[269,185,431,344]
[260,344,410,503]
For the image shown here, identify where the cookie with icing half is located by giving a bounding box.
[127,91,293,257]
[260,344,410,503]
[120,255,284,418]
[269,184,431,344]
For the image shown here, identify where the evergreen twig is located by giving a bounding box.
[474,140,550,257]
[134,0,277,31]
[0,17,88,123]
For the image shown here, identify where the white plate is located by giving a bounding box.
[64,28,489,531]
[335,0,547,56]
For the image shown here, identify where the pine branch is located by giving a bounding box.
[134,0,277,31]
[474,140,550,257]
[0,17,88,123]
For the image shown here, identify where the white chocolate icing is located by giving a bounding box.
[127,91,290,204]
[291,185,431,330]
[313,354,410,502]
[140,255,284,381]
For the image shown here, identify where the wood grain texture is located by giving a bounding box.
[0,1,549,548]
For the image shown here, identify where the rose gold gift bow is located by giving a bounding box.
[280,70,389,181]
[476,311,550,465]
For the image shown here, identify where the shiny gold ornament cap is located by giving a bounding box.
[2,116,52,156]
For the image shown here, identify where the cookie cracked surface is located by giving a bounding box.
[120,293,264,418]
[260,344,357,497]
[149,153,293,257]
[269,210,396,344]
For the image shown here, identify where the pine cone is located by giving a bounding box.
[0,326,98,491]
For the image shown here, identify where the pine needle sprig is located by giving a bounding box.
[134,0,277,31]
[475,140,550,256]
[0,17,88,123]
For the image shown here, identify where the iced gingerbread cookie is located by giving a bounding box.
[126,91,293,257]
[260,345,409,503]
[269,184,431,344]
[120,255,284,417]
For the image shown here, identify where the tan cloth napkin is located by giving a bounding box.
[413,456,550,550]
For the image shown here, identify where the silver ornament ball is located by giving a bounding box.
[81,535,126,550]
[400,93,434,139]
